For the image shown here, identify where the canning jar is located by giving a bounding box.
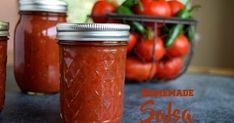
[14,0,67,94]
[0,21,9,111]
[57,23,130,123]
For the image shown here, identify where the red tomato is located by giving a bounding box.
[127,32,139,53]
[126,57,156,81]
[168,0,185,16]
[136,37,165,62]
[155,57,183,79]
[167,34,190,57]
[91,0,115,23]
[134,0,171,28]
[135,0,172,17]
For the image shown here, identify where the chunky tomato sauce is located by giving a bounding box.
[14,12,66,94]
[59,41,127,123]
[0,37,7,111]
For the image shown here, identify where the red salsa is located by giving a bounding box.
[0,21,9,111]
[57,23,130,122]
[14,0,67,94]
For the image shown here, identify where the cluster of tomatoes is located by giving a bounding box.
[126,34,189,81]
[92,0,191,82]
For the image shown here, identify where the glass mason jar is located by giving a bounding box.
[14,0,67,95]
[57,23,130,123]
[0,21,9,111]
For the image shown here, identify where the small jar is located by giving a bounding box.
[0,21,9,111]
[14,0,67,94]
[57,23,130,123]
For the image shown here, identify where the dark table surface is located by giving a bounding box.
[1,66,234,123]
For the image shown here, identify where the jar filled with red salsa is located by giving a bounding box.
[0,21,9,111]
[14,0,67,95]
[57,23,130,123]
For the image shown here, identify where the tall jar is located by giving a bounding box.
[14,0,67,95]
[0,21,9,111]
[57,23,130,123]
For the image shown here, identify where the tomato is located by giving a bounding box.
[155,57,183,79]
[168,0,185,16]
[91,0,116,23]
[136,37,165,62]
[126,57,156,81]
[127,32,139,53]
[135,0,172,17]
[167,34,190,57]
[134,0,171,28]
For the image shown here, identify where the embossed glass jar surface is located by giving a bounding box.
[0,20,9,111]
[57,23,130,123]
[14,0,67,94]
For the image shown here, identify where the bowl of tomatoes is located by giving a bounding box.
[91,0,198,82]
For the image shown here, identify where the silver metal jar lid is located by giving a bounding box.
[0,20,9,37]
[19,0,68,13]
[57,23,130,41]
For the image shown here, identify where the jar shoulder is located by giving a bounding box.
[15,15,66,38]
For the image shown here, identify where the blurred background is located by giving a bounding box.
[0,0,234,75]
